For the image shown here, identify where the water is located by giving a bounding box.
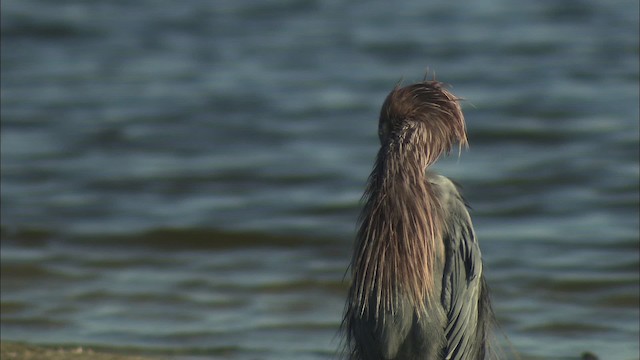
[1,0,638,359]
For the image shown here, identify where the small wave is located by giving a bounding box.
[2,16,102,39]
[1,225,340,251]
[523,322,614,336]
[0,317,69,330]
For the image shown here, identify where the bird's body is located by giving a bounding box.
[343,81,493,360]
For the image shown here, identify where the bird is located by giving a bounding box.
[342,80,494,360]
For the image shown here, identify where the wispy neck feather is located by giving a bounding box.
[351,129,445,319]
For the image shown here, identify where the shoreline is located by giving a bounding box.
[0,340,603,360]
[0,341,163,360]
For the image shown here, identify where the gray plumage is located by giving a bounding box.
[342,81,494,360]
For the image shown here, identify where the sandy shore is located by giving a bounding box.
[0,342,163,360]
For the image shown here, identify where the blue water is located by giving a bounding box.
[1,0,639,359]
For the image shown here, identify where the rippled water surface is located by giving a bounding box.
[1,0,639,359]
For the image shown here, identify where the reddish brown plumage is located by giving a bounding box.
[348,81,468,319]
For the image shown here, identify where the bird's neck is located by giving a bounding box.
[380,143,429,186]
[352,145,444,318]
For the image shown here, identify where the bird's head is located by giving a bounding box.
[378,81,468,165]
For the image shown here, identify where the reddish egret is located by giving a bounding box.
[343,80,493,359]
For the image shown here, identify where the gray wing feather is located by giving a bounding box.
[433,175,485,360]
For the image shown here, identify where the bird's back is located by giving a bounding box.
[343,173,492,360]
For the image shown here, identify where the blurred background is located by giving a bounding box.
[1,0,638,359]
